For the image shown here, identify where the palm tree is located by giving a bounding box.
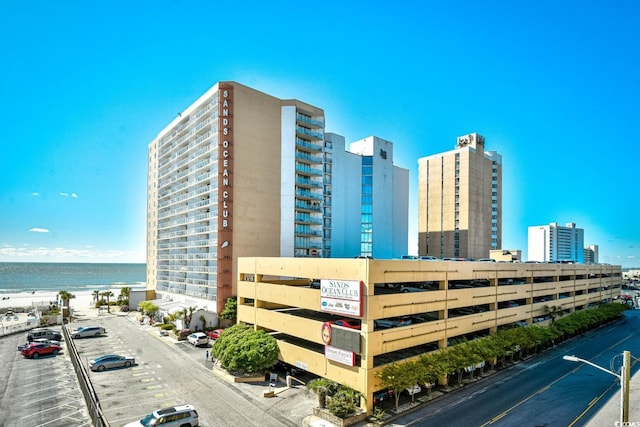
[100,291,115,313]
[118,286,131,305]
[544,305,563,325]
[92,290,100,305]
[58,290,76,319]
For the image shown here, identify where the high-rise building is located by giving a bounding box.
[147,82,326,314]
[329,135,409,259]
[584,244,599,264]
[147,82,409,315]
[417,132,502,260]
[527,222,585,263]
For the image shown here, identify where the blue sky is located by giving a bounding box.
[1,1,638,267]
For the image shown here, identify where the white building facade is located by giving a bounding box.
[330,135,409,259]
[528,222,585,263]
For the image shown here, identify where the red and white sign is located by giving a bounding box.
[325,345,355,367]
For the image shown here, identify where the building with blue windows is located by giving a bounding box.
[328,134,409,259]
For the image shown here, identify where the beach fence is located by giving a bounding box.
[0,304,63,337]
[0,316,41,337]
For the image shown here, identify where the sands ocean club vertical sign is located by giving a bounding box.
[217,83,234,313]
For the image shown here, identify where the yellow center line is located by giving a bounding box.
[481,332,637,426]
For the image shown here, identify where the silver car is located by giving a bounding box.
[71,326,106,338]
[89,354,135,371]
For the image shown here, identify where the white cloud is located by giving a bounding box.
[59,192,69,197]
[71,193,78,198]
[29,228,50,233]
[31,192,40,196]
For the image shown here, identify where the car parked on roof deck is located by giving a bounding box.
[89,354,135,371]
[21,342,62,358]
[187,332,209,346]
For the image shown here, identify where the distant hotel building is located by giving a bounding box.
[528,222,585,263]
[147,82,408,315]
[584,244,599,264]
[417,132,502,260]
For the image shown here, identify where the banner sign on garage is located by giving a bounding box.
[320,280,363,317]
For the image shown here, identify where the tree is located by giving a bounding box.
[117,287,131,305]
[138,301,159,319]
[199,315,207,331]
[211,324,279,374]
[58,290,76,319]
[375,362,418,411]
[544,305,563,325]
[417,353,445,395]
[100,291,115,313]
[183,306,197,329]
[92,290,100,304]
[220,297,237,321]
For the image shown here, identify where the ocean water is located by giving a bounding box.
[0,262,146,294]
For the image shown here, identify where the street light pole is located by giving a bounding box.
[563,351,631,423]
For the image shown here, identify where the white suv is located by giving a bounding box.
[125,404,199,426]
[187,332,209,346]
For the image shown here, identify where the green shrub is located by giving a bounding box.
[160,324,175,331]
[327,389,357,418]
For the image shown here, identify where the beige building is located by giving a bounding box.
[237,257,621,413]
[418,132,501,260]
[147,82,326,314]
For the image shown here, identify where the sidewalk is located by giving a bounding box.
[585,367,640,426]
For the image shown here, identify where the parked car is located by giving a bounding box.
[406,384,422,395]
[124,404,199,427]
[27,328,62,342]
[187,332,209,346]
[71,326,106,338]
[331,319,361,330]
[419,256,439,261]
[21,342,62,358]
[32,338,61,346]
[400,285,426,293]
[373,389,394,405]
[207,329,225,340]
[89,354,136,371]
[374,317,412,329]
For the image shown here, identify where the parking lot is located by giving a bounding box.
[69,312,316,427]
[1,310,317,427]
[0,328,92,427]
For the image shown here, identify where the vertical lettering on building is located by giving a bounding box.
[217,84,234,313]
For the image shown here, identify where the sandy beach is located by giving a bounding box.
[0,290,97,314]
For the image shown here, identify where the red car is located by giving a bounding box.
[332,319,361,330]
[207,328,225,339]
[21,342,62,358]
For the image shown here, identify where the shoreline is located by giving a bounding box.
[0,290,99,311]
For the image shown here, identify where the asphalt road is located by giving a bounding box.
[390,310,640,427]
